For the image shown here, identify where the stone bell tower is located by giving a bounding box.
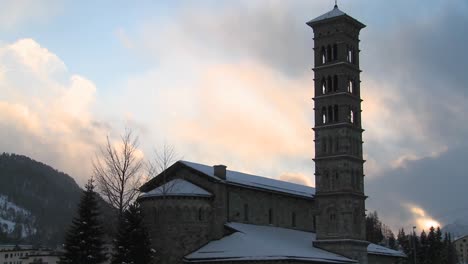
[307,4,369,264]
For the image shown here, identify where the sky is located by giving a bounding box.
[1,0,468,234]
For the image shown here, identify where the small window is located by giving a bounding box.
[350,110,355,123]
[322,78,326,94]
[198,208,203,221]
[334,105,339,122]
[332,44,338,61]
[333,75,338,92]
[327,45,332,62]
[328,106,333,122]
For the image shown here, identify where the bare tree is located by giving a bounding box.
[93,128,144,216]
[147,143,179,195]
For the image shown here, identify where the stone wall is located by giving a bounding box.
[227,185,315,231]
[140,196,213,264]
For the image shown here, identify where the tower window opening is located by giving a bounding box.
[322,107,327,124]
[327,76,332,92]
[334,105,339,122]
[292,212,297,227]
[244,204,249,221]
[328,106,333,122]
[350,109,355,123]
[348,79,354,93]
[332,44,338,61]
[269,208,273,224]
[322,78,326,94]
[327,45,332,62]
[321,47,326,64]
[328,137,333,154]
[347,46,353,63]
[333,75,338,92]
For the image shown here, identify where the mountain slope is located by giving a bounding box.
[0,153,115,246]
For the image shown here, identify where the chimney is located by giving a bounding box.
[213,165,227,180]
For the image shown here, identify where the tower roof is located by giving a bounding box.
[307,5,366,29]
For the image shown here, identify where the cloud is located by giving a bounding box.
[0,38,107,185]
[279,172,313,187]
[0,0,62,30]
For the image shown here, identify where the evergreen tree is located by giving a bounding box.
[112,202,153,264]
[419,230,428,264]
[366,211,384,244]
[397,228,411,255]
[60,178,107,264]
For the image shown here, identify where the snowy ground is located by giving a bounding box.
[0,194,36,237]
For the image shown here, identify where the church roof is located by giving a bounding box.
[185,222,406,263]
[180,160,315,199]
[185,222,356,263]
[308,5,346,24]
[306,5,366,29]
[140,178,212,198]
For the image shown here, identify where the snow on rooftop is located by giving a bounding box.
[367,243,406,258]
[308,5,346,24]
[141,179,212,198]
[180,160,315,198]
[185,222,355,263]
[186,223,406,262]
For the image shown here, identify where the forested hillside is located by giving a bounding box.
[0,153,115,246]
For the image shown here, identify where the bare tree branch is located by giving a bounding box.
[92,128,144,216]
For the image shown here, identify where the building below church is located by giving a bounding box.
[139,4,407,264]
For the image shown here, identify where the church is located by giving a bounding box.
[139,4,406,264]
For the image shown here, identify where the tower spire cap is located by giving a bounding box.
[334,0,338,8]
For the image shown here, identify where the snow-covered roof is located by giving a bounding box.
[308,5,346,24]
[185,222,356,263]
[186,223,406,262]
[180,160,315,199]
[140,179,212,198]
[367,243,406,258]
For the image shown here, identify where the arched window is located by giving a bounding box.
[347,46,353,63]
[244,204,249,221]
[332,44,338,61]
[348,79,354,94]
[328,106,333,122]
[324,171,330,189]
[334,105,339,122]
[333,75,338,92]
[269,208,273,224]
[198,208,203,221]
[321,47,326,64]
[322,78,326,94]
[350,109,355,123]
[292,212,297,227]
[322,107,327,124]
[327,45,332,62]
[327,76,332,92]
[335,136,340,152]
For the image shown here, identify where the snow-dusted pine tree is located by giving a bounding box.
[112,202,153,264]
[60,178,107,264]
